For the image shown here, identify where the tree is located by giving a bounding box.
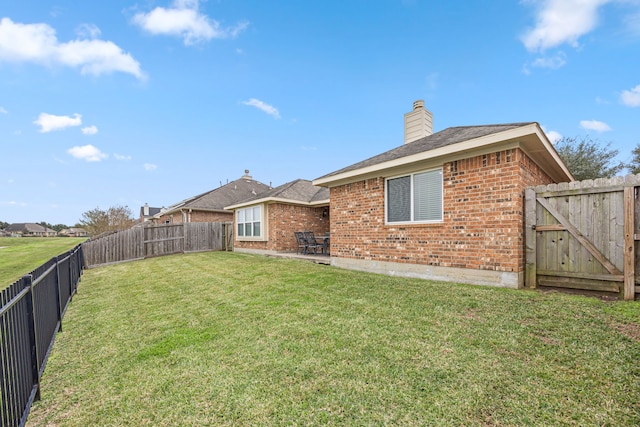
[79,205,136,236]
[554,136,624,181]
[628,144,640,175]
[0,221,8,230]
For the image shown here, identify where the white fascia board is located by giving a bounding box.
[313,124,542,187]
[225,197,330,211]
[530,125,574,181]
[152,202,185,218]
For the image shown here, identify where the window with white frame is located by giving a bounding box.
[237,205,262,238]
[386,168,443,223]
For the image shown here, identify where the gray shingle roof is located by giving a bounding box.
[317,123,535,180]
[230,179,329,207]
[161,175,271,215]
[5,223,56,233]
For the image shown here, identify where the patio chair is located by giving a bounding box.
[294,231,308,254]
[303,231,324,255]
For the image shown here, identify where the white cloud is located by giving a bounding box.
[133,0,249,45]
[0,17,145,79]
[114,153,132,161]
[621,84,640,107]
[580,119,612,131]
[242,98,281,119]
[521,0,613,52]
[623,10,640,36]
[530,52,567,69]
[228,21,250,38]
[425,72,439,91]
[2,200,27,207]
[34,113,82,133]
[542,126,562,143]
[143,163,158,171]
[0,106,7,114]
[81,125,98,135]
[67,144,108,162]
[76,23,101,39]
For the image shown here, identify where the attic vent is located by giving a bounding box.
[243,169,253,180]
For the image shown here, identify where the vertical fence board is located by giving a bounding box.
[624,187,635,300]
[525,188,537,288]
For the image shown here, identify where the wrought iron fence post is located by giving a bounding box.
[23,274,41,403]
[53,257,63,333]
[68,249,74,302]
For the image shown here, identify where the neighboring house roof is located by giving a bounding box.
[314,122,573,186]
[140,204,162,219]
[5,223,57,233]
[60,227,88,235]
[225,179,330,210]
[155,171,271,218]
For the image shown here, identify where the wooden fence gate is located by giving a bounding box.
[525,175,640,300]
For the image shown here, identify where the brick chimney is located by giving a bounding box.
[404,100,433,144]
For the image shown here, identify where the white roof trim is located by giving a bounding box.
[225,197,330,211]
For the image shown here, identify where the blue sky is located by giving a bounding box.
[1,0,639,226]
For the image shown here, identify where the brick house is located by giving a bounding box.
[226,179,330,254]
[58,227,89,237]
[312,101,573,288]
[5,223,58,237]
[151,170,271,224]
[139,203,162,222]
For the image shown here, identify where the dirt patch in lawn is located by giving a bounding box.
[611,321,640,342]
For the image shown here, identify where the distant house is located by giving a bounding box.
[5,223,58,237]
[226,179,330,253]
[139,203,162,222]
[59,227,89,238]
[151,170,271,224]
[312,100,573,289]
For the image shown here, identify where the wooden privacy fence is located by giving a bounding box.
[0,245,84,427]
[82,222,233,268]
[525,175,640,300]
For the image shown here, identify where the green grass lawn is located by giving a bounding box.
[0,237,87,285]
[27,252,640,426]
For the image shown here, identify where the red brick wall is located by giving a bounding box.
[234,203,330,252]
[188,211,233,223]
[155,210,232,224]
[329,148,554,273]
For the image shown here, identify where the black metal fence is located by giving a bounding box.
[0,244,84,427]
